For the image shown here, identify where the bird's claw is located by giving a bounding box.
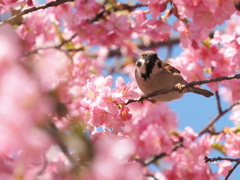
[175,83,183,93]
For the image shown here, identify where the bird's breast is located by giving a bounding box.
[135,69,186,101]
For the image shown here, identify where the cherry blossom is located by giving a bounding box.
[230,106,240,125]
[225,133,240,157]
[74,0,101,19]
[83,133,144,180]
[163,129,216,180]
[17,10,60,51]
[143,19,171,42]
[169,49,206,82]
[81,75,140,133]
[1,0,240,179]
[217,161,232,177]
[173,20,209,48]
[0,24,54,178]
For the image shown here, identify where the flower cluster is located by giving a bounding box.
[170,15,240,92]
[172,0,235,29]
[131,10,171,42]
[83,133,144,180]
[17,10,60,52]
[124,102,177,158]
[0,24,54,179]
[164,129,216,180]
[80,75,139,133]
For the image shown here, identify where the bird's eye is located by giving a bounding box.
[157,62,162,68]
[136,61,142,67]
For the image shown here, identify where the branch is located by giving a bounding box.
[23,33,83,56]
[203,129,221,135]
[215,91,223,113]
[108,32,215,58]
[20,2,144,56]
[0,0,74,26]
[57,33,78,48]
[204,156,240,180]
[204,156,240,163]
[225,160,240,180]
[22,2,108,57]
[134,140,183,166]
[46,121,76,166]
[198,101,240,136]
[125,73,240,105]
[144,141,182,166]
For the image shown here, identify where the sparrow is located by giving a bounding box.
[135,50,214,102]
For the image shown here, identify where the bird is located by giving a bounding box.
[134,50,214,102]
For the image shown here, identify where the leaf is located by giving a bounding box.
[202,37,211,49]
[211,143,226,155]
[170,131,180,137]
[234,126,240,133]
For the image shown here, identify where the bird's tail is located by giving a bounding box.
[190,87,214,97]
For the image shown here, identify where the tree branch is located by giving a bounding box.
[108,32,215,58]
[225,160,240,180]
[134,140,183,167]
[144,141,182,166]
[0,0,74,26]
[125,73,240,105]
[204,156,240,180]
[198,101,240,136]
[57,33,78,48]
[3,0,143,27]
[46,121,76,166]
[204,156,240,163]
[19,2,145,56]
[23,33,82,56]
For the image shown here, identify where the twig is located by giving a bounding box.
[133,158,146,166]
[204,156,240,163]
[24,46,52,56]
[204,156,240,180]
[89,10,106,23]
[107,32,215,57]
[144,140,183,166]
[125,73,240,105]
[0,0,74,26]
[34,155,47,179]
[57,33,77,48]
[225,160,240,180]
[91,2,146,24]
[215,91,223,113]
[46,121,75,166]
[17,2,144,56]
[144,152,167,166]
[198,101,240,136]
[24,33,80,56]
[204,129,221,135]
[108,35,180,58]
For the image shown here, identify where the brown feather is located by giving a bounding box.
[162,61,181,74]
